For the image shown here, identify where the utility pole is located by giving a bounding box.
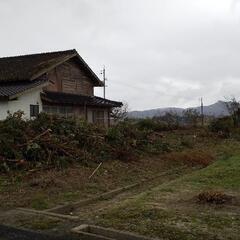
[101,66,106,99]
[200,97,204,126]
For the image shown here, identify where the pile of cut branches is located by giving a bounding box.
[0,112,170,172]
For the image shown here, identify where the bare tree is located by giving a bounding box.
[225,97,240,127]
[160,111,180,128]
[183,108,200,127]
[111,102,129,121]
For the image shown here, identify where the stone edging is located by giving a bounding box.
[16,208,79,221]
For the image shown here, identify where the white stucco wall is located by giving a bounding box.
[0,88,43,120]
[0,88,110,126]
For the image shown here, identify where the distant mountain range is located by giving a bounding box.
[128,101,229,118]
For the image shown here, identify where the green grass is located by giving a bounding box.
[31,194,49,210]
[182,155,240,190]
[90,154,240,240]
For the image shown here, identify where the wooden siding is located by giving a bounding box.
[42,104,86,119]
[44,58,94,96]
[42,103,110,127]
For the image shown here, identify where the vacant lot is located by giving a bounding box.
[0,128,240,240]
[84,155,240,240]
[0,128,225,210]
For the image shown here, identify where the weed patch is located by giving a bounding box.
[31,195,49,210]
[165,150,215,167]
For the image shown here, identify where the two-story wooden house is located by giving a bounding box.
[0,49,122,126]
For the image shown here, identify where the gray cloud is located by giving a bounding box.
[0,0,240,110]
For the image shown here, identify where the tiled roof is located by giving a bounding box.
[0,49,103,86]
[0,79,47,100]
[41,91,122,108]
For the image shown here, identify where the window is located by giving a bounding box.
[30,104,39,117]
[42,105,74,117]
[93,110,105,125]
[58,106,73,117]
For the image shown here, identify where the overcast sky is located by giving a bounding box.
[1,0,240,110]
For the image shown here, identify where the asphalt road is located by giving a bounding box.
[0,225,79,240]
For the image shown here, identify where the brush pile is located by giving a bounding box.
[0,112,170,172]
[197,190,233,204]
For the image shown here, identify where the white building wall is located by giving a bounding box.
[0,88,43,120]
[0,88,111,126]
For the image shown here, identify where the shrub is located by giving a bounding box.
[106,121,152,160]
[144,139,171,154]
[2,110,209,172]
[180,137,194,148]
[136,118,170,131]
[183,108,200,127]
[136,119,157,131]
[153,121,169,131]
[231,128,240,141]
[209,117,233,137]
[0,113,173,172]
